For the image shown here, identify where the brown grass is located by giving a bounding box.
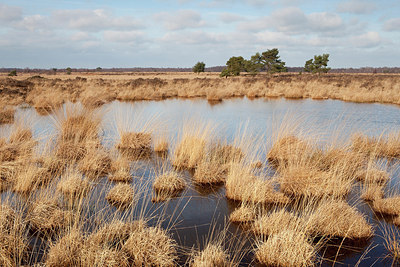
[361,184,385,201]
[57,169,91,198]
[27,200,74,233]
[122,225,177,266]
[193,159,228,185]
[252,209,305,237]
[371,196,400,216]
[191,244,229,267]
[225,163,289,205]
[255,230,316,267]
[356,167,389,184]
[229,204,257,223]
[106,183,135,208]
[13,164,52,193]
[77,147,112,178]
[152,171,186,202]
[117,132,152,158]
[267,135,313,166]
[46,230,84,267]
[0,107,15,124]
[307,200,373,239]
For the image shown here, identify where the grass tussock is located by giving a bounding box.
[307,200,373,239]
[278,165,354,199]
[13,164,52,194]
[351,132,400,158]
[356,167,389,185]
[106,183,135,208]
[154,138,169,153]
[361,183,385,202]
[27,200,74,233]
[57,169,91,198]
[229,204,257,223]
[382,226,400,265]
[46,229,84,267]
[122,225,178,266]
[267,136,313,166]
[225,163,289,205]
[193,159,228,185]
[252,209,305,237]
[255,230,316,267]
[371,196,400,216]
[77,147,112,179]
[108,156,132,182]
[152,171,186,202]
[190,244,229,267]
[117,132,152,158]
[0,107,15,124]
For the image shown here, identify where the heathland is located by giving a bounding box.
[0,72,400,110]
[1,71,400,266]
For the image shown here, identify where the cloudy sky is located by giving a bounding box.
[0,0,399,68]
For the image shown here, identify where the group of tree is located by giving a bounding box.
[219,48,288,77]
[303,54,331,74]
[192,49,332,77]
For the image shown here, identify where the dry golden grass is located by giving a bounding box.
[81,246,130,267]
[59,111,100,143]
[252,209,305,237]
[46,230,84,267]
[154,138,169,153]
[193,159,228,185]
[267,135,313,166]
[191,244,229,267]
[27,200,74,233]
[152,171,186,202]
[351,132,400,158]
[307,200,373,239]
[122,225,177,266]
[225,163,289,205]
[57,169,91,198]
[117,132,152,158]
[77,147,112,178]
[229,204,257,223]
[382,226,400,265]
[278,165,354,199]
[255,230,316,267]
[55,141,87,161]
[356,167,389,184]
[173,136,206,169]
[371,196,400,215]
[361,184,385,201]
[13,164,52,194]
[106,183,135,208]
[0,107,14,124]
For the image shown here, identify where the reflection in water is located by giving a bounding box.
[2,98,400,266]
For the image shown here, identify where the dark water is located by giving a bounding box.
[2,97,400,266]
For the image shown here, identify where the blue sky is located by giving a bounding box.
[0,0,399,68]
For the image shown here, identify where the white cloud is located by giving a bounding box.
[383,18,400,31]
[155,10,206,30]
[219,12,246,23]
[0,3,22,23]
[52,9,143,32]
[103,30,147,44]
[351,31,382,48]
[337,0,376,14]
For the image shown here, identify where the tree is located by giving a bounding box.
[96,67,102,71]
[8,70,17,76]
[66,67,72,75]
[304,54,331,74]
[192,62,205,73]
[220,56,246,77]
[251,48,287,73]
[52,68,57,73]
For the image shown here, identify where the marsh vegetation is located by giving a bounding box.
[1,95,400,266]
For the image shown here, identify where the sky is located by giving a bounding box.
[0,0,399,68]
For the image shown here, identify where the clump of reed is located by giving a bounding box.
[77,147,112,179]
[255,230,316,267]
[122,224,178,266]
[108,156,132,183]
[106,183,135,208]
[225,163,289,205]
[152,171,186,202]
[46,229,84,267]
[57,169,91,198]
[351,132,400,158]
[172,121,214,169]
[267,135,313,166]
[190,244,229,267]
[116,132,152,158]
[0,205,29,266]
[382,226,400,265]
[307,199,373,239]
[0,106,15,124]
[13,164,52,194]
[229,204,257,224]
[356,167,389,185]
[27,200,74,233]
[361,183,385,202]
[371,196,400,216]
[278,164,354,199]
[154,137,169,153]
[252,209,305,237]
